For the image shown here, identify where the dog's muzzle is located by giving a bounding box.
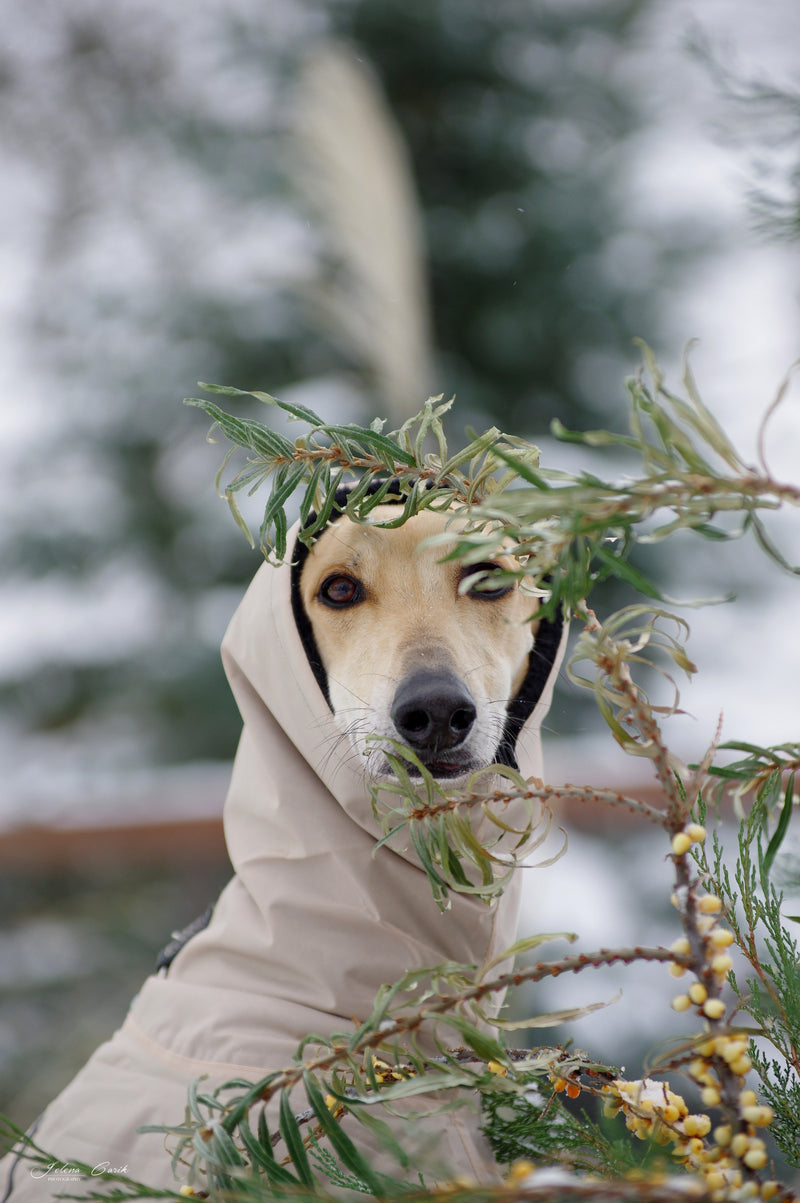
[390,670,477,775]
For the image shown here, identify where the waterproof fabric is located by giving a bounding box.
[2,517,566,1200]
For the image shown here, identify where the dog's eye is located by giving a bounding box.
[460,562,514,600]
[319,574,362,608]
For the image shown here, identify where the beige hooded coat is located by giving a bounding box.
[2,516,566,1200]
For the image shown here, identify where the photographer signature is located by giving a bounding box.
[31,1161,129,1180]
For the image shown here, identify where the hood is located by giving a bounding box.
[222,511,566,869]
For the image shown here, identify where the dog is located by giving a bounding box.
[296,504,542,781]
[2,497,565,1199]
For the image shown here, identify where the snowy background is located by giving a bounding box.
[1,0,799,1129]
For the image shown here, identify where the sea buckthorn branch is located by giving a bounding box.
[618,799,800,1200]
[377,777,667,830]
[257,943,687,1104]
[570,604,692,821]
[142,944,689,1194]
[665,854,779,1196]
[187,347,800,605]
[559,602,789,1198]
[427,349,800,624]
[184,388,542,561]
[369,750,560,909]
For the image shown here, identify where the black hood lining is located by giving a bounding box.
[289,480,564,770]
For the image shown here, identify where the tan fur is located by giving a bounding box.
[300,505,539,779]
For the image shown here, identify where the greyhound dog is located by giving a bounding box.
[295,504,543,782]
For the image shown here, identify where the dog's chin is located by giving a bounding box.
[354,730,503,786]
[370,752,487,786]
[415,759,479,783]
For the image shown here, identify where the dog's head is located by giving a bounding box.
[295,504,543,782]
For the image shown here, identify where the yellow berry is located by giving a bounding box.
[730,1055,752,1076]
[705,1169,726,1192]
[672,993,692,1012]
[709,928,735,948]
[684,1114,712,1137]
[670,962,687,977]
[689,982,708,1004]
[686,823,707,843]
[689,1058,711,1082]
[743,1147,768,1171]
[731,1133,750,1159]
[697,1038,717,1057]
[703,998,727,1019]
[701,1086,722,1107]
[179,1190,195,1198]
[487,1060,508,1076]
[719,1038,747,1063]
[742,1105,773,1127]
[714,1125,732,1147]
[506,1160,535,1184]
[672,832,692,856]
[697,894,722,913]
[711,954,733,975]
[671,937,691,955]
[762,1182,780,1200]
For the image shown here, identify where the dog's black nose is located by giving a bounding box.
[391,671,477,751]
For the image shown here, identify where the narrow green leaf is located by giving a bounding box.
[258,464,307,550]
[349,1109,412,1171]
[750,513,800,575]
[481,932,578,977]
[245,421,294,460]
[225,488,255,548]
[593,543,662,599]
[720,741,778,759]
[278,1089,314,1187]
[271,506,288,561]
[207,1122,246,1169]
[680,343,745,470]
[493,991,621,1030]
[550,419,642,454]
[253,392,323,425]
[303,1073,386,1193]
[410,823,450,903]
[762,772,796,881]
[238,1116,300,1184]
[433,1012,507,1064]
